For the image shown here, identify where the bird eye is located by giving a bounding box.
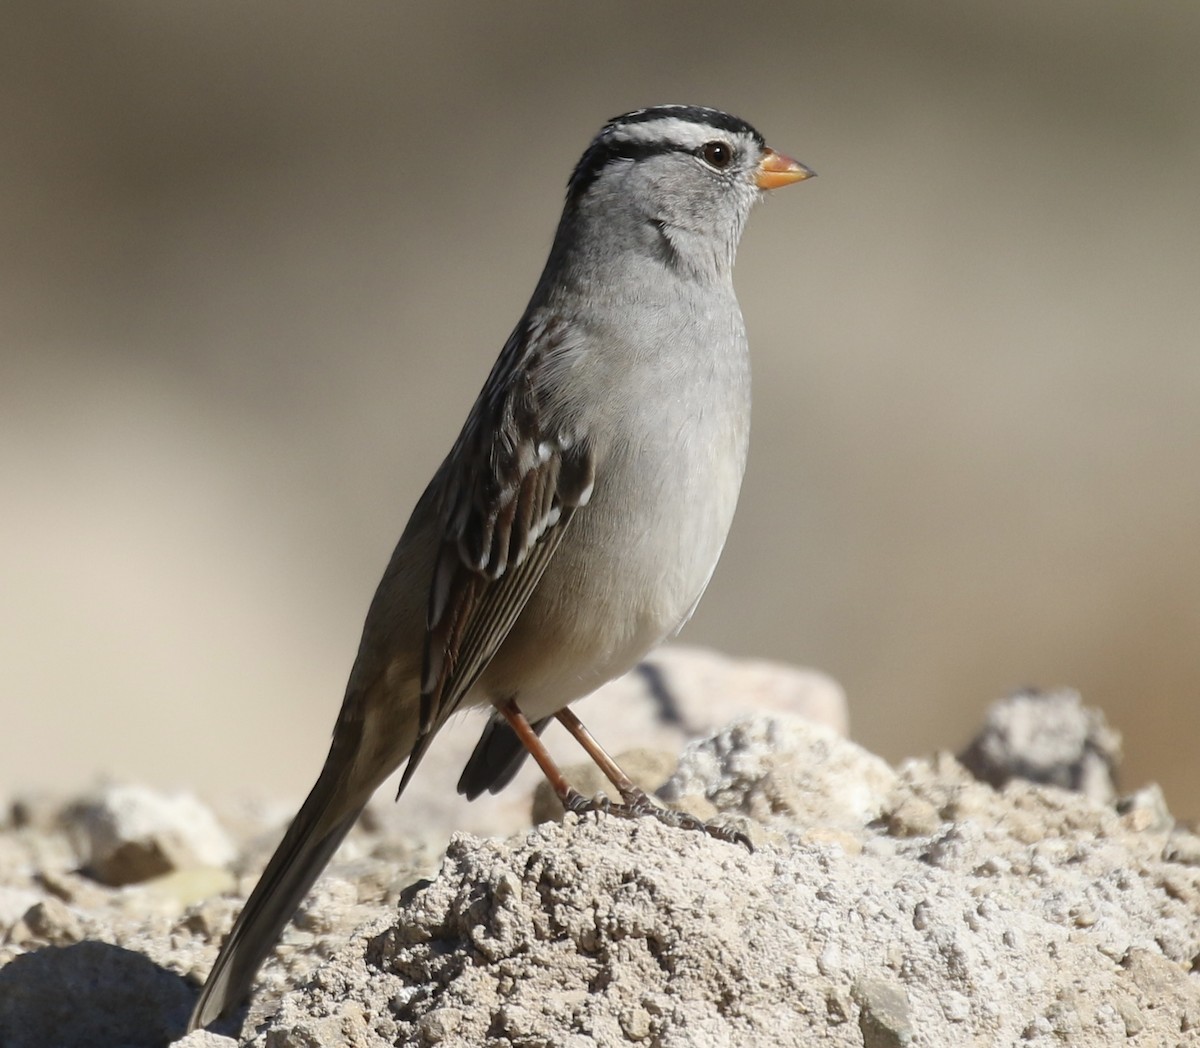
[699,141,734,169]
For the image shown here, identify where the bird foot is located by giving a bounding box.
[561,787,752,850]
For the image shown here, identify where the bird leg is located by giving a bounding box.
[555,707,751,848]
[496,699,750,848]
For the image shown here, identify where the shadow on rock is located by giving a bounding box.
[0,940,194,1048]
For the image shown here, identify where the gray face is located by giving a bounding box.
[566,107,771,278]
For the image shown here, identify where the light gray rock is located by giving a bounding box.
[66,784,236,887]
[661,714,896,833]
[246,715,1200,1047]
[8,897,84,947]
[168,1032,237,1048]
[853,976,913,1047]
[959,687,1121,802]
[0,887,43,933]
[2,678,1197,1048]
[614,644,849,738]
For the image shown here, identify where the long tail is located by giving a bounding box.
[187,753,374,1031]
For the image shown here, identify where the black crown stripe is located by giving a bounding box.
[566,107,764,204]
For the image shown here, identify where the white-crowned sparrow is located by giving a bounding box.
[189,104,811,1031]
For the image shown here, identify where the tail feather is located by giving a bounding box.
[187,774,367,1031]
[457,713,550,799]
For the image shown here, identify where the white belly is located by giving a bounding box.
[481,346,750,720]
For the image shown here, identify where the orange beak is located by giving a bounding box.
[755,148,815,190]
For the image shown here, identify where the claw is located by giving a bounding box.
[563,787,752,850]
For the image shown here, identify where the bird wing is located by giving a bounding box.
[397,314,595,793]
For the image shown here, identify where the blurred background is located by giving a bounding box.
[3,2,1198,819]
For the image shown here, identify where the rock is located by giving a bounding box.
[853,976,913,1047]
[661,714,895,834]
[66,785,236,887]
[6,793,64,832]
[242,715,1199,1046]
[0,887,43,933]
[250,785,1200,1046]
[612,645,849,737]
[8,897,84,947]
[168,1032,237,1048]
[1117,783,1173,834]
[0,940,194,1048]
[1,674,1198,1047]
[958,687,1121,802]
[0,808,78,886]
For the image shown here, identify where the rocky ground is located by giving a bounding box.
[1,648,1197,1047]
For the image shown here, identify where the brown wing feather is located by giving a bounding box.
[414,315,595,748]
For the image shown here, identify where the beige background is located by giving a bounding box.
[3,3,1198,819]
